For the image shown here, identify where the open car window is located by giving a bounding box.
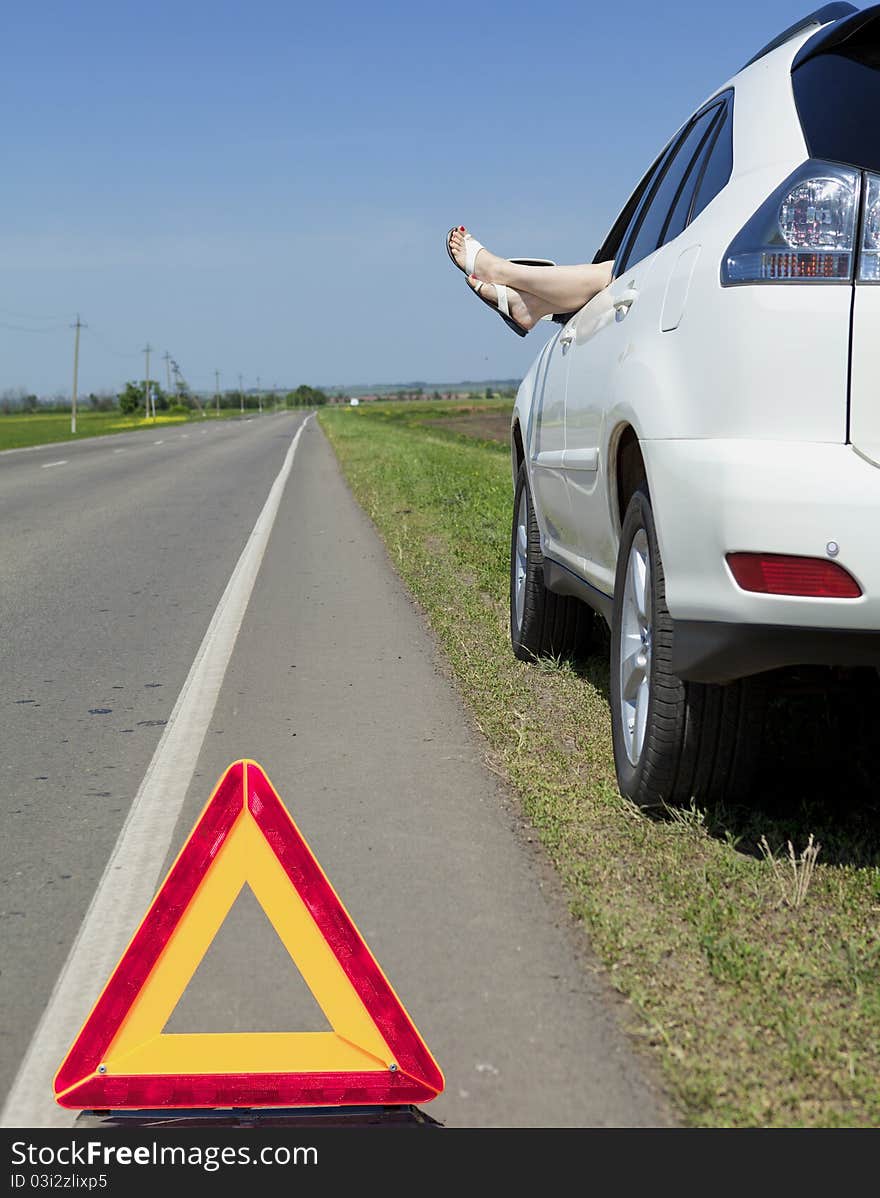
[591,143,676,267]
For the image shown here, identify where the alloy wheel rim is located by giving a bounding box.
[619,529,652,766]
[514,489,528,632]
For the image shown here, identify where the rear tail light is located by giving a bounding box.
[726,553,861,598]
[722,160,860,284]
[859,172,880,282]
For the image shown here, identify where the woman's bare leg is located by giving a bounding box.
[495,260,614,311]
[449,227,614,312]
[467,278,557,331]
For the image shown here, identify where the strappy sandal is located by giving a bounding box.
[445,227,555,277]
[446,228,555,338]
[470,279,528,338]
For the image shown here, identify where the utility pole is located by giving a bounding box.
[143,343,153,420]
[163,351,172,397]
[257,375,262,415]
[170,360,180,407]
[70,314,86,434]
[238,373,244,414]
[214,370,221,416]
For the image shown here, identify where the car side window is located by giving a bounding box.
[690,104,733,222]
[591,143,675,267]
[616,104,721,275]
[661,106,725,245]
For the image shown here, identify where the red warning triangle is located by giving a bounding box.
[54,760,444,1109]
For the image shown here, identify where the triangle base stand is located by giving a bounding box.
[74,1104,444,1128]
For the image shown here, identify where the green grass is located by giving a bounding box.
[319,399,880,1128]
[0,408,251,452]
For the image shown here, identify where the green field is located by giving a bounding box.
[319,399,880,1128]
[0,408,247,452]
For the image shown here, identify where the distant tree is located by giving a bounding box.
[88,391,117,412]
[1,387,27,413]
[287,384,328,408]
[169,385,192,410]
[117,381,170,414]
[117,381,144,414]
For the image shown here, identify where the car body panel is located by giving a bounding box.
[561,254,662,592]
[660,244,701,331]
[850,286,880,467]
[642,438,880,627]
[529,328,577,568]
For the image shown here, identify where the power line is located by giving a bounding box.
[83,326,141,360]
[0,321,69,333]
[0,305,66,322]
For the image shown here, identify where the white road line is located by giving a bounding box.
[1,415,312,1129]
[41,460,67,469]
[112,448,126,454]
[153,440,164,445]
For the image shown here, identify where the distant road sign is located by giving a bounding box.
[54,760,444,1110]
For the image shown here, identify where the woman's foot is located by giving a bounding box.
[448,226,508,283]
[468,277,553,331]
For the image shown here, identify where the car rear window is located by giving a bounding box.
[793,12,880,172]
[690,107,733,223]
[663,103,732,243]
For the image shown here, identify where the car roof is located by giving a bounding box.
[741,3,858,70]
[679,5,868,172]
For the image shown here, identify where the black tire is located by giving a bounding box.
[509,461,594,662]
[610,486,765,807]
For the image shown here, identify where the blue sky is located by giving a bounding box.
[0,0,844,396]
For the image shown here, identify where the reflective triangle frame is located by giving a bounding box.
[54,760,444,1109]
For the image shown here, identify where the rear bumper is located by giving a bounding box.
[643,438,880,630]
[671,619,880,683]
[642,437,880,681]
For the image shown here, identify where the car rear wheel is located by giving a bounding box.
[610,486,765,806]
[510,461,594,662]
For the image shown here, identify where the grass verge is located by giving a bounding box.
[319,399,880,1128]
[0,408,253,452]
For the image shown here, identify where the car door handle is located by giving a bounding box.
[613,288,639,320]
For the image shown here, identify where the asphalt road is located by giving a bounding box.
[0,413,673,1128]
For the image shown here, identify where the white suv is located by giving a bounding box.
[509,3,880,806]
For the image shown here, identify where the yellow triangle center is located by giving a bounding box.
[101,812,393,1076]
